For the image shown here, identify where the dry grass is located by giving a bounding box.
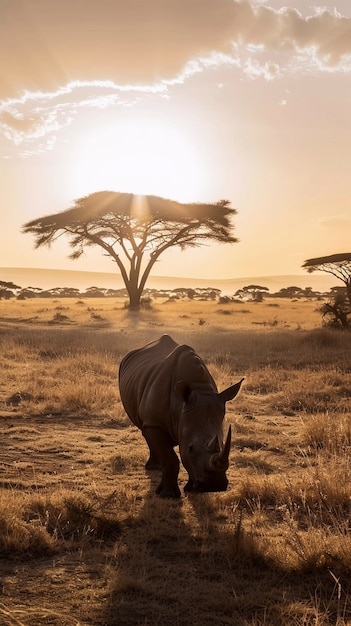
[1,296,351,625]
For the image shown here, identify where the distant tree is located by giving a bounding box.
[105,288,127,297]
[23,191,238,309]
[219,295,235,304]
[195,287,221,300]
[172,287,190,299]
[302,287,316,299]
[302,253,351,306]
[57,287,82,298]
[17,286,43,299]
[0,280,21,299]
[274,286,304,299]
[303,254,351,330]
[84,286,106,298]
[43,287,79,297]
[235,285,269,301]
[68,287,81,297]
[0,281,21,289]
[170,287,220,301]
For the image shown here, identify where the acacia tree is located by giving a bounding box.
[302,253,351,305]
[235,285,269,302]
[23,191,238,309]
[302,253,351,330]
[0,280,21,299]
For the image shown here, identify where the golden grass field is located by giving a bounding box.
[1,295,351,625]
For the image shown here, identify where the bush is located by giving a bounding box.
[320,293,351,330]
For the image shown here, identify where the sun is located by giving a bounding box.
[66,116,206,202]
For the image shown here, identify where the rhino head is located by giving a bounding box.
[175,378,244,493]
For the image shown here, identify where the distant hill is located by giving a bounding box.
[0,267,337,294]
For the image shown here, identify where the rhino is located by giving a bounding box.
[118,334,243,498]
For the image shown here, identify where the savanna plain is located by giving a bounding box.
[1,295,351,626]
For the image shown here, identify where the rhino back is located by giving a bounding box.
[119,335,216,441]
[119,335,179,429]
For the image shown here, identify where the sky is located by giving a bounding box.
[1,0,351,281]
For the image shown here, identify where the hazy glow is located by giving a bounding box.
[130,195,152,223]
[66,119,205,202]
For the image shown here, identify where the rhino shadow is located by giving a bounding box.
[103,485,188,625]
[101,484,278,625]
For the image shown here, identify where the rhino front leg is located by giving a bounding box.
[143,427,181,498]
[144,446,162,471]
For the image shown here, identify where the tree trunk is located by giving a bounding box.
[126,281,143,310]
[127,290,141,310]
[125,259,157,310]
[347,282,351,308]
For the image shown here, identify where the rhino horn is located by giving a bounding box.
[207,434,221,454]
[220,425,232,464]
[209,426,232,472]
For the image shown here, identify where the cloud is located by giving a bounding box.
[0,91,75,153]
[1,1,350,157]
[0,80,165,157]
[243,58,281,80]
[0,111,38,133]
[1,1,350,101]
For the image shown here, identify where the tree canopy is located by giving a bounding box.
[0,280,21,290]
[302,253,351,303]
[303,253,351,329]
[0,280,21,299]
[23,191,238,309]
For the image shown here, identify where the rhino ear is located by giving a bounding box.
[219,378,244,404]
[175,380,192,403]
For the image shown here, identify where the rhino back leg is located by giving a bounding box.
[143,427,181,498]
